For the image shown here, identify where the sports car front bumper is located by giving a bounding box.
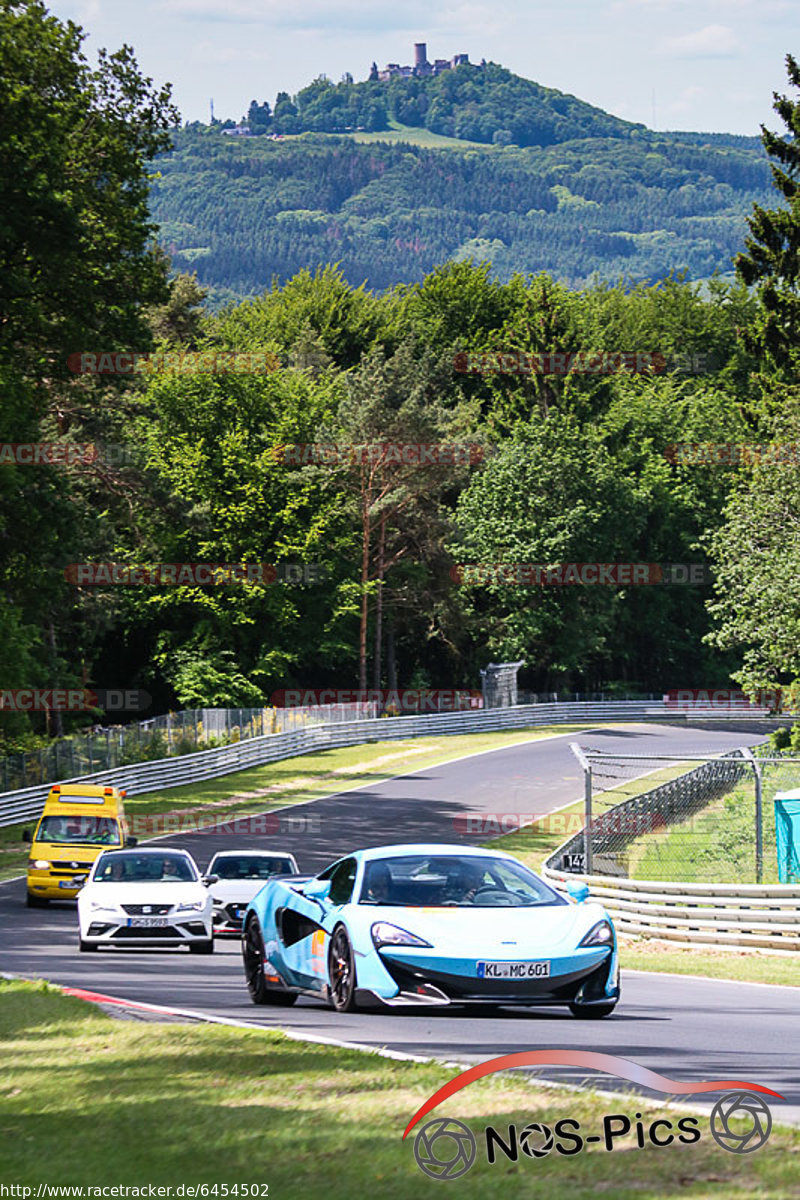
[365,946,618,1007]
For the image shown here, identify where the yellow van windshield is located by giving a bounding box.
[36,815,121,846]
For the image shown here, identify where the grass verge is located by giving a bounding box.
[0,725,592,881]
[0,979,797,1198]
[619,940,800,987]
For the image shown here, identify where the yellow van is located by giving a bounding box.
[24,783,134,906]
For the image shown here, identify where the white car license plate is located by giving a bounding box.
[477,960,551,979]
[127,917,169,928]
[59,880,82,889]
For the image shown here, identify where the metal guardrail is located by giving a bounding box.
[0,698,737,830]
[541,867,800,951]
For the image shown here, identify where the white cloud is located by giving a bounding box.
[662,24,739,57]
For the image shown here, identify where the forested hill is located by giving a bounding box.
[151,122,772,301]
[242,62,643,146]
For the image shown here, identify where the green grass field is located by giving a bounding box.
[628,759,800,885]
[346,122,488,149]
[1,979,797,1198]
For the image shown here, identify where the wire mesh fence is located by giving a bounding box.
[0,702,379,794]
[561,745,800,885]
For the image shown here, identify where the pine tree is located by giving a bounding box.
[736,54,800,373]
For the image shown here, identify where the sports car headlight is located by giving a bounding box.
[579,919,614,948]
[177,900,205,912]
[371,922,432,949]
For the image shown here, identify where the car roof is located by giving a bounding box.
[101,847,196,859]
[209,849,296,858]
[358,843,517,863]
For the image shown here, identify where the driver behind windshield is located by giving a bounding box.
[443,861,486,904]
[363,862,392,904]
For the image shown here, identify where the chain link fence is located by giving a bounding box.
[562,745,800,885]
[0,703,378,794]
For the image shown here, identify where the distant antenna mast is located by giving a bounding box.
[651,88,656,130]
[210,97,215,124]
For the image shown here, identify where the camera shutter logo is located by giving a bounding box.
[710,1092,772,1153]
[413,1117,477,1179]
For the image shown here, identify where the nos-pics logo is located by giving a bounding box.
[404,1051,781,1180]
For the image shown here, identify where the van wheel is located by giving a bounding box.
[26,892,48,908]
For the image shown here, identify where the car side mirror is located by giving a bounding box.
[304,877,332,904]
[566,880,590,903]
[202,874,219,887]
[126,836,138,847]
[22,829,31,843]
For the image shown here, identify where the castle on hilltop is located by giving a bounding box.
[371,43,471,82]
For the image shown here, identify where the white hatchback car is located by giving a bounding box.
[207,849,299,935]
[77,847,215,953]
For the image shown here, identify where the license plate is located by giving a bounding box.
[127,917,169,927]
[59,880,82,889]
[477,960,551,979]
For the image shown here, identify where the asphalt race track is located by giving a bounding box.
[3,723,798,1125]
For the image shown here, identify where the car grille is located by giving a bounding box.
[121,904,173,915]
[52,860,91,869]
[112,926,180,938]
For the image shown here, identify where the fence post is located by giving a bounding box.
[570,742,592,874]
[741,748,763,883]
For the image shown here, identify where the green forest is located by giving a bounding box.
[153,127,773,300]
[2,1,800,751]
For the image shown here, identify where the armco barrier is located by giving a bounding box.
[0,699,747,830]
[541,867,800,951]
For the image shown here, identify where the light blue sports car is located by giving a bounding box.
[241,843,620,1017]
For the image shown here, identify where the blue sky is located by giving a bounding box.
[51,0,798,135]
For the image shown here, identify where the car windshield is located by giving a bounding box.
[37,815,120,846]
[94,854,197,883]
[359,854,566,908]
[211,856,295,879]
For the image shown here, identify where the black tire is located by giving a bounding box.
[26,892,48,908]
[328,925,358,1013]
[189,939,215,955]
[569,1002,617,1019]
[79,938,98,952]
[242,916,297,1005]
